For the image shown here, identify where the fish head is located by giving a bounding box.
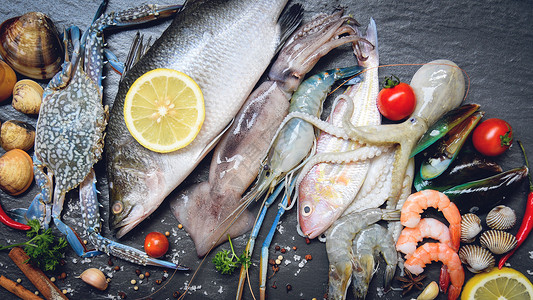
[107,148,167,238]
[298,179,343,239]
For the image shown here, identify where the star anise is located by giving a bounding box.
[395,269,426,295]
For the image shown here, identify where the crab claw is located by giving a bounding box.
[410,103,480,158]
[419,110,484,180]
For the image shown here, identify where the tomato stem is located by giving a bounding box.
[382,75,400,89]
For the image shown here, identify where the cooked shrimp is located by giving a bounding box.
[396,218,453,257]
[404,243,464,300]
[400,190,461,250]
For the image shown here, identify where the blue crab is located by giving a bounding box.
[18,0,186,269]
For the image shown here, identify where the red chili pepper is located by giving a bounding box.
[0,201,30,230]
[499,141,533,269]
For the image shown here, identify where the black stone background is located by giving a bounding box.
[0,0,532,299]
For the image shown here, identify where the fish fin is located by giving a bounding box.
[121,32,152,81]
[196,118,235,161]
[275,3,304,54]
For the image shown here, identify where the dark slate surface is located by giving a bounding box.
[0,0,532,299]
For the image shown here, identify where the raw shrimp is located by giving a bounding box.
[396,218,454,257]
[404,243,465,300]
[243,65,364,205]
[326,208,399,300]
[400,190,461,250]
[351,224,397,299]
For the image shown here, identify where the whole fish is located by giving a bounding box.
[297,19,382,239]
[105,0,300,238]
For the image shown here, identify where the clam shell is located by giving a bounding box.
[0,149,33,195]
[0,12,63,80]
[460,213,482,243]
[458,244,495,273]
[480,230,517,255]
[486,205,516,230]
[0,59,17,102]
[12,79,43,115]
[0,120,36,151]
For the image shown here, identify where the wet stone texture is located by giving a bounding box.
[0,0,532,299]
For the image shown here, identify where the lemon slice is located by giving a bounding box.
[461,267,533,300]
[124,68,204,153]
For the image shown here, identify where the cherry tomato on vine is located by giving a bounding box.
[377,75,416,121]
[472,118,513,156]
[144,232,169,258]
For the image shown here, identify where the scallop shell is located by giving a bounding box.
[460,213,482,243]
[0,149,33,196]
[486,205,516,230]
[0,12,63,80]
[458,244,495,273]
[480,230,517,255]
[0,59,17,102]
[12,79,43,114]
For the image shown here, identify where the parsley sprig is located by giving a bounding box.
[212,235,250,275]
[0,219,67,271]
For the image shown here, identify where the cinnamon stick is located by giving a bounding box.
[0,275,42,300]
[8,247,68,300]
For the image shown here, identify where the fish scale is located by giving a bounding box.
[298,19,382,239]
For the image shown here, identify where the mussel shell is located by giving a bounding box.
[0,12,63,80]
[0,149,33,195]
[460,213,482,243]
[479,230,517,255]
[419,111,484,180]
[486,205,516,230]
[458,244,495,273]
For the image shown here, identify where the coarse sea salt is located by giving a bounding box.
[218,286,223,294]
[529,251,533,259]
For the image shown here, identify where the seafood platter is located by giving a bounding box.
[0,0,532,299]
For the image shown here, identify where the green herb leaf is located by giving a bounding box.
[212,235,250,275]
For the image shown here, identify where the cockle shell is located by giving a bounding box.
[486,205,516,230]
[12,79,43,114]
[460,213,482,243]
[0,12,63,80]
[480,230,517,255]
[0,149,33,195]
[458,244,495,273]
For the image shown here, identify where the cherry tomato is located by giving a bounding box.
[377,76,416,121]
[144,232,169,258]
[472,118,513,156]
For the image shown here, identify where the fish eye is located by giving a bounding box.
[301,204,312,216]
[112,201,124,214]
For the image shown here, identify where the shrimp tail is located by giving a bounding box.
[439,265,450,293]
[448,285,461,300]
[381,209,401,221]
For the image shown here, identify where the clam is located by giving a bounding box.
[0,12,63,80]
[12,79,43,114]
[486,205,516,230]
[0,120,35,151]
[0,59,17,102]
[458,244,495,273]
[460,213,482,243]
[480,230,517,255]
[0,149,33,196]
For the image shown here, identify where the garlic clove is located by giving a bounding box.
[78,268,108,291]
[417,281,439,300]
